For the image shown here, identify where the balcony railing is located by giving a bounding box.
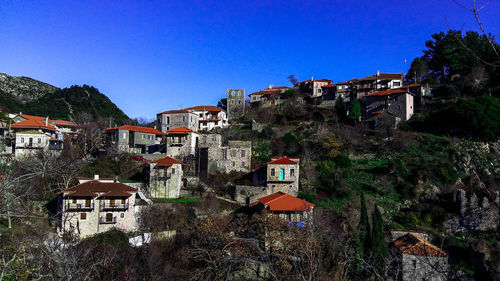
[66,203,94,211]
[101,203,129,211]
[99,216,117,224]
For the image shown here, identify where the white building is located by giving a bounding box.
[10,115,63,158]
[184,106,228,131]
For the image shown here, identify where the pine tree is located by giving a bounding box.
[359,192,370,258]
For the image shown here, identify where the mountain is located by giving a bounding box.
[0,73,130,124]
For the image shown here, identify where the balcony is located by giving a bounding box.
[66,203,94,211]
[99,216,117,224]
[101,203,129,211]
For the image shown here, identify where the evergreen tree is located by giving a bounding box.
[370,205,387,271]
[334,96,347,120]
[348,99,361,124]
[359,192,370,258]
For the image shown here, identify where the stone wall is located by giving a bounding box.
[400,253,448,281]
[233,185,270,205]
[200,138,252,177]
[266,160,299,196]
[227,89,245,120]
[149,163,183,198]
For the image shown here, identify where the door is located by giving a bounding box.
[110,199,115,207]
[29,138,33,146]
[280,169,285,180]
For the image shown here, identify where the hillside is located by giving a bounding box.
[0,73,130,124]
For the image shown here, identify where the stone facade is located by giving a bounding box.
[227,89,245,120]
[198,134,251,177]
[266,157,300,196]
[166,127,200,158]
[249,86,290,108]
[351,72,404,99]
[149,157,185,199]
[106,125,163,154]
[365,90,414,121]
[297,78,333,98]
[59,176,149,238]
[157,110,199,133]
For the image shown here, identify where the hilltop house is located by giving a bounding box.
[249,86,291,107]
[184,106,228,131]
[198,134,251,178]
[165,126,200,158]
[267,157,300,196]
[250,192,314,225]
[58,175,150,238]
[10,115,63,158]
[350,72,404,99]
[106,125,164,154]
[52,119,79,140]
[364,88,414,130]
[297,78,333,98]
[157,109,199,133]
[149,156,188,198]
[390,232,448,281]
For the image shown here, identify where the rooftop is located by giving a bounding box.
[268,157,299,165]
[365,88,407,97]
[166,126,200,135]
[151,156,188,167]
[11,117,56,131]
[392,233,448,257]
[250,192,315,211]
[60,180,138,197]
[184,105,223,112]
[106,125,164,135]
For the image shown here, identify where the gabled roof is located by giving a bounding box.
[151,156,188,167]
[11,118,56,131]
[400,83,422,88]
[365,88,407,97]
[60,180,138,197]
[106,125,163,135]
[159,109,192,115]
[358,73,404,81]
[249,89,282,96]
[250,192,314,211]
[321,84,337,88]
[166,126,200,135]
[268,157,298,165]
[392,233,447,257]
[185,106,223,112]
[335,82,350,85]
[18,114,46,121]
[52,119,78,127]
[269,86,290,89]
[298,78,333,84]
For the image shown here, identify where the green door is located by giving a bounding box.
[280,169,284,180]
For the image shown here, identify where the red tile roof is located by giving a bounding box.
[185,106,223,112]
[250,192,314,211]
[166,126,200,135]
[19,114,46,121]
[298,78,333,84]
[11,118,56,131]
[107,125,164,135]
[52,119,78,127]
[365,88,407,97]
[151,156,188,167]
[335,82,350,85]
[159,109,191,115]
[321,84,336,88]
[249,89,282,96]
[392,233,447,257]
[400,83,422,88]
[359,73,404,81]
[60,180,138,197]
[270,86,290,89]
[268,157,298,165]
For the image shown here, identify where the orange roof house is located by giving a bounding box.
[392,233,448,257]
[268,157,299,165]
[150,156,189,167]
[106,125,164,135]
[11,118,56,131]
[166,126,200,135]
[60,180,138,197]
[184,105,222,112]
[250,192,314,212]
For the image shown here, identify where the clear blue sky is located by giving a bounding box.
[1,0,499,119]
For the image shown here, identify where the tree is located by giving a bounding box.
[359,192,371,258]
[217,98,227,111]
[405,57,431,84]
[370,206,387,271]
[348,99,361,125]
[335,96,347,121]
[287,74,298,87]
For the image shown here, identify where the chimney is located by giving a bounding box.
[94,174,99,180]
[45,117,48,126]
[311,76,314,81]
[269,84,273,89]
[377,70,380,76]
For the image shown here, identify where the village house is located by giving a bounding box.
[52,119,79,140]
[250,192,314,225]
[106,125,164,154]
[10,115,63,158]
[249,86,291,107]
[365,88,414,125]
[390,232,448,281]
[58,175,150,238]
[267,157,300,196]
[184,105,228,131]
[198,134,251,178]
[165,126,200,159]
[157,109,199,133]
[227,89,246,120]
[350,72,404,99]
[149,155,187,198]
[297,77,333,98]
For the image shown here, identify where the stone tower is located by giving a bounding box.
[227,89,245,121]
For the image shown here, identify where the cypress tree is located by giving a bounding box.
[370,205,387,270]
[359,192,371,258]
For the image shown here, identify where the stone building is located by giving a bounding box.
[106,125,164,154]
[157,109,199,133]
[165,126,200,158]
[250,192,314,225]
[365,88,414,122]
[350,72,404,99]
[149,156,187,199]
[10,115,63,158]
[198,134,251,177]
[58,175,150,238]
[267,157,300,196]
[227,89,245,120]
[249,86,290,108]
[184,106,228,131]
[391,232,448,281]
[296,78,333,98]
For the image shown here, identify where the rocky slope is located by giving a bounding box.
[0,73,59,103]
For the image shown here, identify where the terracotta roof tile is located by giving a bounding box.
[60,180,138,197]
[268,157,298,165]
[159,109,191,114]
[107,125,163,135]
[185,106,223,112]
[151,156,188,167]
[250,192,314,211]
[392,233,447,257]
[52,119,78,127]
[166,126,200,135]
[365,88,407,97]
[11,118,56,131]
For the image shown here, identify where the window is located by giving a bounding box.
[85,199,91,207]
[183,116,186,122]
[106,213,113,222]
[120,213,124,218]
[37,138,41,143]
[199,114,203,117]
[318,89,322,93]
[72,198,77,204]
[232,161,235,167]
[110,199,115,207]
[167,116,170,124]
[238,100,241,104]
[80,213,86,220]
[123,133,126,139]
[215,121,218,125]
[253,96,256,100]
[290,169,295,177]
[142,134,145,139]
[121,199,126,204]
[393,81,401,87]
[241,150,245,157]
[412,260,417,269]
[231,150,236,157]
[222,149,227,160]
[172,168,176,174]
[280,169,285,180]
[21,137,24,143]
[271,169,275,176]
